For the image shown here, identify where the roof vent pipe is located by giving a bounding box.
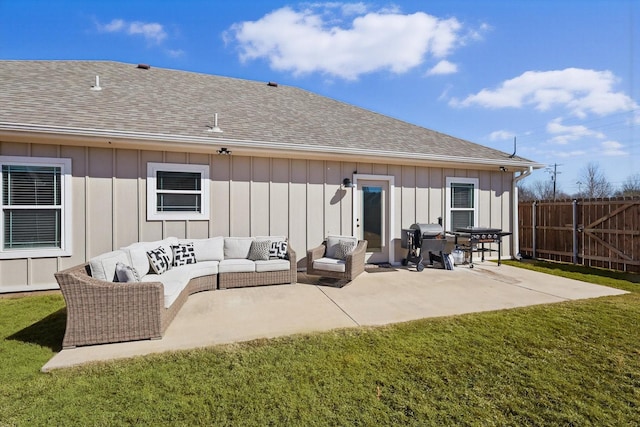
[91,75,102,91]
[207,113,223,133]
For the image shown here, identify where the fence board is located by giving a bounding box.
[518,197,640,273]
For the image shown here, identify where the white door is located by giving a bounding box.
[356,179,390,263]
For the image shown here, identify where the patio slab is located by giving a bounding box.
[42,262,627,371]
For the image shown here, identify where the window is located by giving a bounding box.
[147,162,209,221]
[0,156,72,259]
[445,177,478,232]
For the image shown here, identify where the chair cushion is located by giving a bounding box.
[224,237,254,259]
[121,237,177,277]
[89,250,129,281]
[335,240,356,260]
[219,258,256,273]
[325,235,358,259]
[254,259,290,272]
[313,257,346,273]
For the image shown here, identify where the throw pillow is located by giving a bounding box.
[335,240,356,260]
[147,246,171,274]
[172,242,197,267]
[115,262,141,282]
[248,240,271,261]
[269,240,288,259]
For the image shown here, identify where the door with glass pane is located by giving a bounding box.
[357,180,389,263]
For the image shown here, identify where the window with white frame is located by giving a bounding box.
[147,162,209,221]
[445,177,479,232]
[0,156,72,259]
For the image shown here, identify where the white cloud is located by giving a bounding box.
[97,18,167,44]
[426,60,458,75]
[451,68,638,118]
[488,130,515,141]
[226,5,483,80]
[601,140,627,156]
[546,117,605,144]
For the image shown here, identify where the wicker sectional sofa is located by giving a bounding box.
[54,236,296,348]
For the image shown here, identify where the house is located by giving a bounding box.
[0,60,543,293]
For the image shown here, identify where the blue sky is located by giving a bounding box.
[1,0,638,193]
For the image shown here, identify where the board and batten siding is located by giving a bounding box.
[0,141,513,292]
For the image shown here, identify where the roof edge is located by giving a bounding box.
[0,122,545,170]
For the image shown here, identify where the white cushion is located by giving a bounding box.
[121,237,177,276]
[180,237,224,262]
[254,259,290,273]
[141,269,188,308]
[183,260,220,278]
[89,250,129,281]
[325,235,358,259]
[313,257,346,273]
[224,237,254,259]
[219,258,256,273]
[255,236,286,243]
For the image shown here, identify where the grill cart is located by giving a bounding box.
[452,227,512,268]
[401,223,450,271]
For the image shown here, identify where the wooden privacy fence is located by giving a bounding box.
[518,197,640,273]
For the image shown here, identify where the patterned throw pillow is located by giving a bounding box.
[269,240,288,259]
[248,240,271,261]
[147,246,171,274]
[335,240,356,260]
[115,262,141,282]
[172,243,197,267]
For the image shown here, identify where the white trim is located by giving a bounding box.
[0,155,72,259]
[147,162,210,221]
[445,176,479,232]
[352,174,395,264]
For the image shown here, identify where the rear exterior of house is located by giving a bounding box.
[0,61,541,293]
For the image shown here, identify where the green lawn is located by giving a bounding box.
[1,261,638,426]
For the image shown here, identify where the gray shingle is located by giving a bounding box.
[0,60,537,166]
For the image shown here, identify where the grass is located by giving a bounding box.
[1,261,639,426]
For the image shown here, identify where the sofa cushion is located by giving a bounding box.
[182,237,224,261]
[269,240,288,259]
[313,257,346,273]
[141,269,188,308]
[219,258,256,273]
[254,259,290,273]
[121,237,177,277]
[335,240,356,260]
[89,250,130,281]
[172,242,197,266]
[224,237,254,259]
[325,235,358,259]
[183,260,220,278]
[147,246,172,274]
[115,262,141,282]
[248,240,271,261]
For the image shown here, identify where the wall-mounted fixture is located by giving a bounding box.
[342,178,353,188]
[499,166,508,172]
[217,147,231,155]
[207,113,223,133]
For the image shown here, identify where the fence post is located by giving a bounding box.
[572,199,578,264]
[532,201,537,259]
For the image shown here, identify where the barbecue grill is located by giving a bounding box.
[401,223,449,271]
[453,227,512,267]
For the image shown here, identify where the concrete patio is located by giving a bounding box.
[42,262,627,372]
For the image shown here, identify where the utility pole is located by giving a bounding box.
[545,163,562,200]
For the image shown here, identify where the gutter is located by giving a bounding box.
[0,122,543,170]
[511,166,534,259]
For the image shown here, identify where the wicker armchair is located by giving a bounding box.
[306,237,368,281]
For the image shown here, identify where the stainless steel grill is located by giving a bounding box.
[453,227,512,267]
[401,223,448,271]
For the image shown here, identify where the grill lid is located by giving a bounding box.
[410,223,443,237]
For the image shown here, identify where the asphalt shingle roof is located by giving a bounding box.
[0,60,538,167]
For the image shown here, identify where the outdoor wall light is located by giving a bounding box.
[343,178,353,188]
[499,166,508,172]
[217,147,231,155]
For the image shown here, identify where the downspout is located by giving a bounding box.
[512,167,533,260]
